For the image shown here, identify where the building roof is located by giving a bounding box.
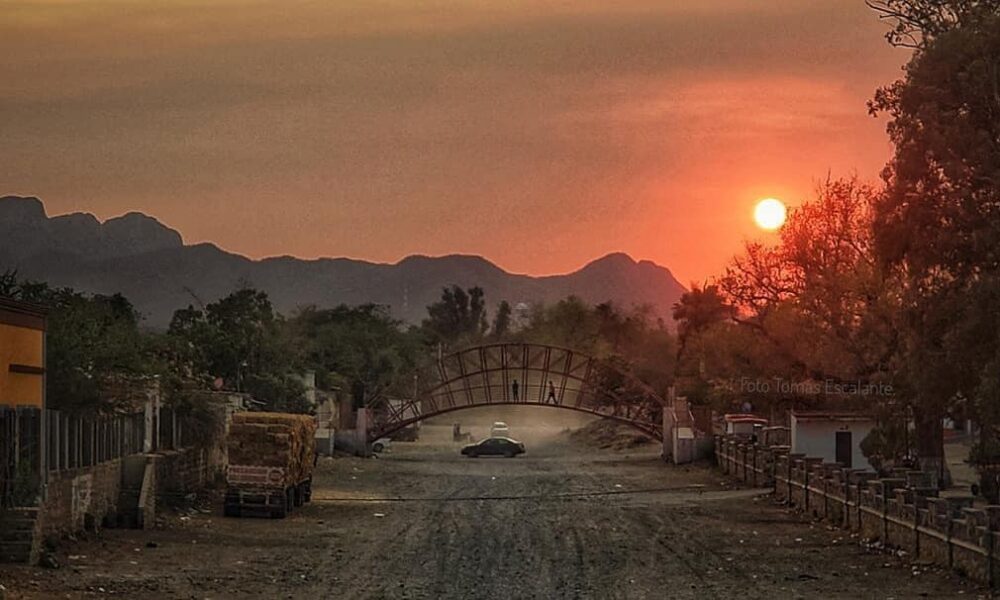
[791,411,874,423]
[0,296,47,330]
[723,414,768,424]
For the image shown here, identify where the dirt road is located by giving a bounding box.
[0,427,986,599]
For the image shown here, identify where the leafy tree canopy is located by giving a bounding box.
[422,285,488,348]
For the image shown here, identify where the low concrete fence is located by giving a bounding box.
[716,434,1000,587]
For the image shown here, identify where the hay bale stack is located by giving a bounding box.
[228,412,318,485]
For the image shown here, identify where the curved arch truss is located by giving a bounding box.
[366,343,665,440]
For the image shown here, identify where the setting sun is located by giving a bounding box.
[754,198,787,231]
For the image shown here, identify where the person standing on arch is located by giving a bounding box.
[547,380,557,404]
[511,379,519,402]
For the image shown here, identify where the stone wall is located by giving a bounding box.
[716,434,1000,588]
[37,443,225,543]
[153,445,225,507]
[40,459,125,539]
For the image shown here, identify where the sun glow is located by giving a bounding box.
[754,198,787,231]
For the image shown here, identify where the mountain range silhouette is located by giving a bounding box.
[0,196,686,328]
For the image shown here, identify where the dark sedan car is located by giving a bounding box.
[461,436,525,458]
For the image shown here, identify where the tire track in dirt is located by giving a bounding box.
[6,432,982,600]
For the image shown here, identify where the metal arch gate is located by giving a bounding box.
[366,343,665,441]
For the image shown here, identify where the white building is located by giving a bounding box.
[790,411,876,471]
[723,414,768,436]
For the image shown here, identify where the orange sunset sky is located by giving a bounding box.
[0,1,909,284]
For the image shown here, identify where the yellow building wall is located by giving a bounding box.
[0,323,44,408]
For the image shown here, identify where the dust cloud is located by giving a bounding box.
[421,405,597,446]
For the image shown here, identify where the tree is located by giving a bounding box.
[720,177,896,383]
[701,178,911,421]
[672,284,733,365]
[491,300,513,339]
[869,8,1000,477]
[422,285,488,348]
[517,297,676,397]
[671,284,735,405]
[0,270,21,297]
[518,296,605,355]
[167,288,308,412]
[291,304,424,408]
[866,0,996,48]
[3,278,154,412]
[203,288,278,387]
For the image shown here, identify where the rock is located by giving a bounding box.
[146,541,159,549]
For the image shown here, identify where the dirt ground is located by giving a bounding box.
[0,422,989,599]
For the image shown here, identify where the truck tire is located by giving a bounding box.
[271,497,289,519]
[373,442,384,453]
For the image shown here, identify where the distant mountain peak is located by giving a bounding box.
[102,211,184,254]
[51,212,101,226]
[582,252,637,269]
[398,253,497,267]
[0,195,47,223]
[0,198,183,264]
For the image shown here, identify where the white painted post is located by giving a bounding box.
[143,389,156,453]
[153,385,161,452]
[663,386,676,462]
[356,408,370,457]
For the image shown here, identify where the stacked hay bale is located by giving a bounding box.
[228,412,317,487]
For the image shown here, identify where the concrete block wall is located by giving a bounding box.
[33,446,221,549]
[714,434,1000,588]
[40,459,125,540]
[153,446,225,507]
[0,508,42,564]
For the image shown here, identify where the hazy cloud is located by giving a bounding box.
[0,1,908,281]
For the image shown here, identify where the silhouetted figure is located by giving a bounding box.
[548,380,557,404]
[512,379,519,401]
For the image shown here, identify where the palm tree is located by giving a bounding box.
[672,284,733,368]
